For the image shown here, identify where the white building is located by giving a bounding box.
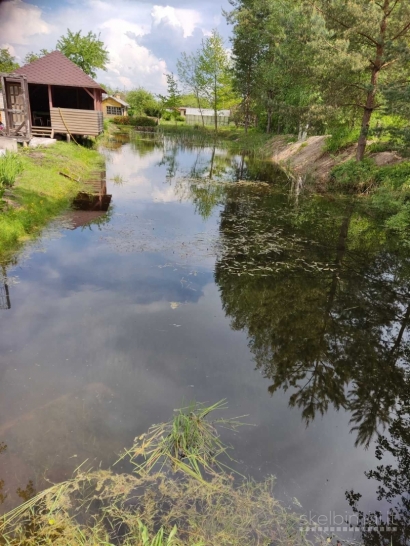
[182,108,231,127]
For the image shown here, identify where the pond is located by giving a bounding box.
[0,132,409,538]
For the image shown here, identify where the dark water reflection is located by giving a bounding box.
[0,132,410,542]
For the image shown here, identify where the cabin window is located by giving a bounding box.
[107,106,122,115]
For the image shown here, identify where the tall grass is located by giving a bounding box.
[0,152,23,197]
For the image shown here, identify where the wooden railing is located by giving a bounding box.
[32,126,53,137]
[50,108,103,137]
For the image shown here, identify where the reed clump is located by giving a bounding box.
[0,402,309,546]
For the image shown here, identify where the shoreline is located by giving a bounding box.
[0,142,104,262]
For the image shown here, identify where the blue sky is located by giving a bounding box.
[0,0,232,92]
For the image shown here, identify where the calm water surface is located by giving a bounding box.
[1,134,409,536]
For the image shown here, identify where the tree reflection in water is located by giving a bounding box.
[208,182,410,543]
[0,441,36,509]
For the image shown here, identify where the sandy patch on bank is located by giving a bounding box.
[266,135,403,182]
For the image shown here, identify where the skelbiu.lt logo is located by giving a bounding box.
[299,511,397,533]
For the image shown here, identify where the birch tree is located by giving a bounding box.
[177,52,206,126]
[197,30,232,132]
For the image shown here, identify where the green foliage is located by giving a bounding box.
[126,87,161,117]
[112,116,157,127]
[180,93,211,108]
[23,49,50,65]
[111,116,131,125]
[325,126,361,153]
[119,400,245,480]
[162,111,172,121]
[138,521,178,546]
[227,0,410,157]
[0,47,19,72]
[159,73,182,124]
[56,29,109,78]
[177,52,209,126]
[331,159,410,197]
[133,116,158,127]
[0,153,23,196]
[0,144,103,259]
[375,162,410,190]
[197,30,235,131]
[331,159,376,192]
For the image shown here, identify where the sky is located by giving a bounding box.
[0,0,233,93]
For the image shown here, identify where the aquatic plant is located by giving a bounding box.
[118,400,246,480]
[0,402,308,546]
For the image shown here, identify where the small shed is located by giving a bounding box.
[184,108,231,127]
[0,51,104,141]
[102,95,130,117]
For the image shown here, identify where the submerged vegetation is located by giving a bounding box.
[0,143,103,260]
[0,402,306,546]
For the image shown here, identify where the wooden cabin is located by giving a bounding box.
[0,51,104,142]
[102,94,129,118]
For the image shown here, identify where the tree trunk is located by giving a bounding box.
[209,145,216,179]
[195,90,205,127]
[214,75,218,134]
[244,96,249,135]
[266,90,273,134]
[326,205,354,316]
[356,0,389,161]
[356,75,379,161]
[266,111,272,134]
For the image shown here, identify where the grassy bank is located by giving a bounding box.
[117,122,274,156]
[0,143,103,260]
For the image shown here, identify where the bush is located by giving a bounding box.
[330,158,377,192]
[162,111,172,121]
[132,116,158,127]
[112,116,157,127]
[325,126,360,153]
[375,161,410,190]
[112,116,132,125]
[144,106,161,118]
[0,152,23,197]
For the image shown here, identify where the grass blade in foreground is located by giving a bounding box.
[117,400,248,479]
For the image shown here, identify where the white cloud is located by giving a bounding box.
[0,0,52,46]
[151,6,201,37]
[0,0,231,92]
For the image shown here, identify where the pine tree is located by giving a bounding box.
[314,0,410,160]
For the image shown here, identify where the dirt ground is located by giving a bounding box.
[266,135,403,182]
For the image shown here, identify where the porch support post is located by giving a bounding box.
[48,85,53,109]
[48,85,54,137]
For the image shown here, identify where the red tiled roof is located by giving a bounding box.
[14,51,104,90]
